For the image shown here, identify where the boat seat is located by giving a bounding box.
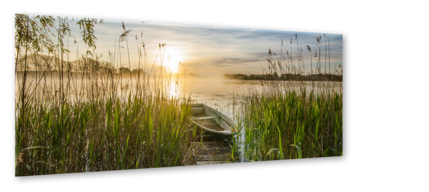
[195,116,218,120]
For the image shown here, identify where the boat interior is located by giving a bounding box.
[191,104,234,133]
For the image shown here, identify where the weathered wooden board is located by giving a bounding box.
[191,144,231,154]
[191,141,230,148]
[193,147,231,153]
[190,141,236,165]
[197,161,237,166]
[198,149,232,155]
[196,154,231,161]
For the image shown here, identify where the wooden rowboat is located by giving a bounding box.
[190,103,237,137]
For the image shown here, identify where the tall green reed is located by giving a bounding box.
[237,36,342,161]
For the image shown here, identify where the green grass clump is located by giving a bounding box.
[15,93,195,176]
[233,33,343,162]
[14,15,197,176]
[238,88,342,161]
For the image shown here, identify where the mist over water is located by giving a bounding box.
[181,77,342,121]
[16,73,341,122]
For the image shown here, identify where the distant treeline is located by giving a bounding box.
[16,70,145,78]
[15,53,146,75]
[188,73,200,78]
[223,73,342,81]
[20,68,143,73]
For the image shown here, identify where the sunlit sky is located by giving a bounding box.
[38,16,343,76]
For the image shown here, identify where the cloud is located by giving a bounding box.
[210,54,266,67]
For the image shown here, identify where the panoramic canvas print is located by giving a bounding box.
[15,14,343,176]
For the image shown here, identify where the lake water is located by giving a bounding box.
[16,73,342,121]
[180,78,342,121]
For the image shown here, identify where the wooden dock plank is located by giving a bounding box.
[197,149,231,155]
[190,141,235,165]
[197,154,231,161]
[197,161,230,165]
[191,141,230,148]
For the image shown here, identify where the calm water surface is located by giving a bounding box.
[16,74,342,121]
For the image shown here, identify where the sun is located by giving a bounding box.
[166,50,183,74]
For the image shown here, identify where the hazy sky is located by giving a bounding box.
[39,16,343,76]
